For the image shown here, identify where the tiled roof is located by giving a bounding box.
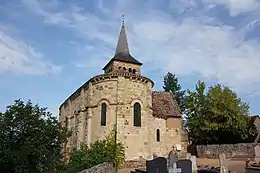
[152,91,181,119]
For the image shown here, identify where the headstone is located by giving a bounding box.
[168,147,179,168]
[190,155,198,172]
[255,145,260,162]
[186,153,191,159]
[177,159,192,173]
[146,157,167,173]
[219,153,228,173]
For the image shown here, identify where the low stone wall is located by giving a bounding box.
[197,143,257,158]
[121,160,146,168]
[78,162,115,173]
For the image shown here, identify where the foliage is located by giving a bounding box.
[163,72,186,113]
[66,126,125,172]
[0,99,70,173]
[185,81,257,144]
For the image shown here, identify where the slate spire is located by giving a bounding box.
[115,15,129,55]
[102,16,143,71]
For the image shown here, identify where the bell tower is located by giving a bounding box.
[102,20,143,74]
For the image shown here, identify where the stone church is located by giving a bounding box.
[59,22,187,161]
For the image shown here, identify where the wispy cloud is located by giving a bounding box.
[0,25,61,75]
[18,0,260,94]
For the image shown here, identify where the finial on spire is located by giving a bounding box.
[122,13,125,25]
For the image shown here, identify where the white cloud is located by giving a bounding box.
[19,0,260,93]
[201,0,260,16]
[0,26,61,75]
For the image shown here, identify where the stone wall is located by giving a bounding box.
[78,162,115,173]
[197,143,257,158]
[59,72,184,161]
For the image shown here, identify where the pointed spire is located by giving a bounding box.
[115,14,129,55]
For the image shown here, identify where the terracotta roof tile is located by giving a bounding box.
[152,91,181,119]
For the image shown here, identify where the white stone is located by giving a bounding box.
[219,153,228,173]
[186,153,191,159]
[190,155,197,172]
[168,163,182,173]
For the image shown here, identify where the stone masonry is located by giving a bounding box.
[59,22,186,161]
[78,162,115,173]
[197,143,256,158]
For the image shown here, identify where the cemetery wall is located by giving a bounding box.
[197,143,256,158]
[78,162,115,173]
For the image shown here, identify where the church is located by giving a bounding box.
[59,21,187,161]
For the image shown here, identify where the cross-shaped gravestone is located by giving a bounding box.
[168,147,179,168]
[168,163,182,173]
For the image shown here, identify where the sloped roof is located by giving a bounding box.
[102,23,142,70]
[152,91,181,119]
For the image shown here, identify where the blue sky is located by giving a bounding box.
[1,0,260,116]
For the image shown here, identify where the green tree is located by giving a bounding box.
[163,72,186,113]
[185,81,256,144]
[0,99,70,173]
[66,127,125,172]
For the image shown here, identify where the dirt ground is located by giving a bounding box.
[119,158,247,173]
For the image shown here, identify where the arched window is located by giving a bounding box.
[133,69,136,74]
[156,129,160,142]
[123,67,126,70]
[134,102,141,127]
[129,68,132,72]
[101,103,106,126]
[118,66,122,69]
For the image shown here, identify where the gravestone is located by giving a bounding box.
[255,145,260,162]
[146,157,167,173]
[186,153,191,159]
[143,157,192,173]
[190,155,197,172]
[219,153,228,173]
[168,147,179,168]
[177,159,192,173]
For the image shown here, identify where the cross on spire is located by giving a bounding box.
[115,14,129,55]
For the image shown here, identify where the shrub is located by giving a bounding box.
[65,126,125,172]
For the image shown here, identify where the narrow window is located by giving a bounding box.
[123,67,126,70]
[133,69,136,74]
[134,102,141,127]
[101,103,106,126]
[129,68,132,72]
[65,117,68,130]
[156,129,160,142]
[118,66,122,69]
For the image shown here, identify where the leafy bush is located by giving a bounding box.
[65,126,125,172]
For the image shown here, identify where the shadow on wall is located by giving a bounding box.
[187,144,197,156]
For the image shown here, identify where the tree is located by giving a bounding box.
[163,72,186,113]
[185,81,256,144]
[0,99,70,173]
[66,127,125,172]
